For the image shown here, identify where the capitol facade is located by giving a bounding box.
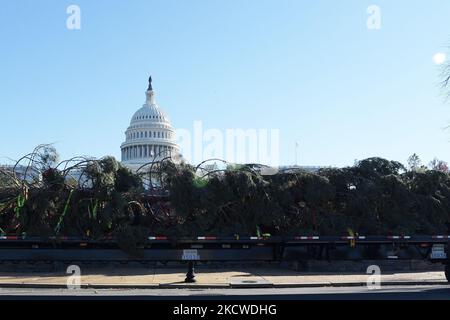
[120,77,179,172]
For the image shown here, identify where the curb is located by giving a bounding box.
[0,281,446,290]
[273,281,448,288]
[159,283,229,289]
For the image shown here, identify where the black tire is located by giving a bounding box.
[445,264,450,283]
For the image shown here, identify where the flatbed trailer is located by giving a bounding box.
[0,234,449,283]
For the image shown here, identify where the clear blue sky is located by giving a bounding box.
[1,0,450,167]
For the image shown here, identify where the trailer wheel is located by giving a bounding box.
[445,264,450,283]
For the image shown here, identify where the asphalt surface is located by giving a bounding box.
[0,285,449,300]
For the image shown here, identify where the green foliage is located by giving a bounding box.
[1,147,450,246]
[114,166,142,192]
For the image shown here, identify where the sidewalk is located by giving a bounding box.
[0,267,446,289]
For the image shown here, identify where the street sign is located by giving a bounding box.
[182,249,200,261]
[431,244,447,259]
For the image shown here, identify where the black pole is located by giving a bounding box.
[185,261,196,283]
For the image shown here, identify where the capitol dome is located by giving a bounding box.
[131,106,169,124]
[120,77,179,171]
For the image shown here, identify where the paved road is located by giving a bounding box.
[0,285,449,300]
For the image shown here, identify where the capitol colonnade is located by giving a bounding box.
[121,144,176,161]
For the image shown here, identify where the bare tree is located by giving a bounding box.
[429,158,449,172]
[407,153,422,172]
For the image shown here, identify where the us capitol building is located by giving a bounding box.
[1,77,324,179]
[120,77,180,172]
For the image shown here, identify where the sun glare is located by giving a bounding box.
[433,52,447,65]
